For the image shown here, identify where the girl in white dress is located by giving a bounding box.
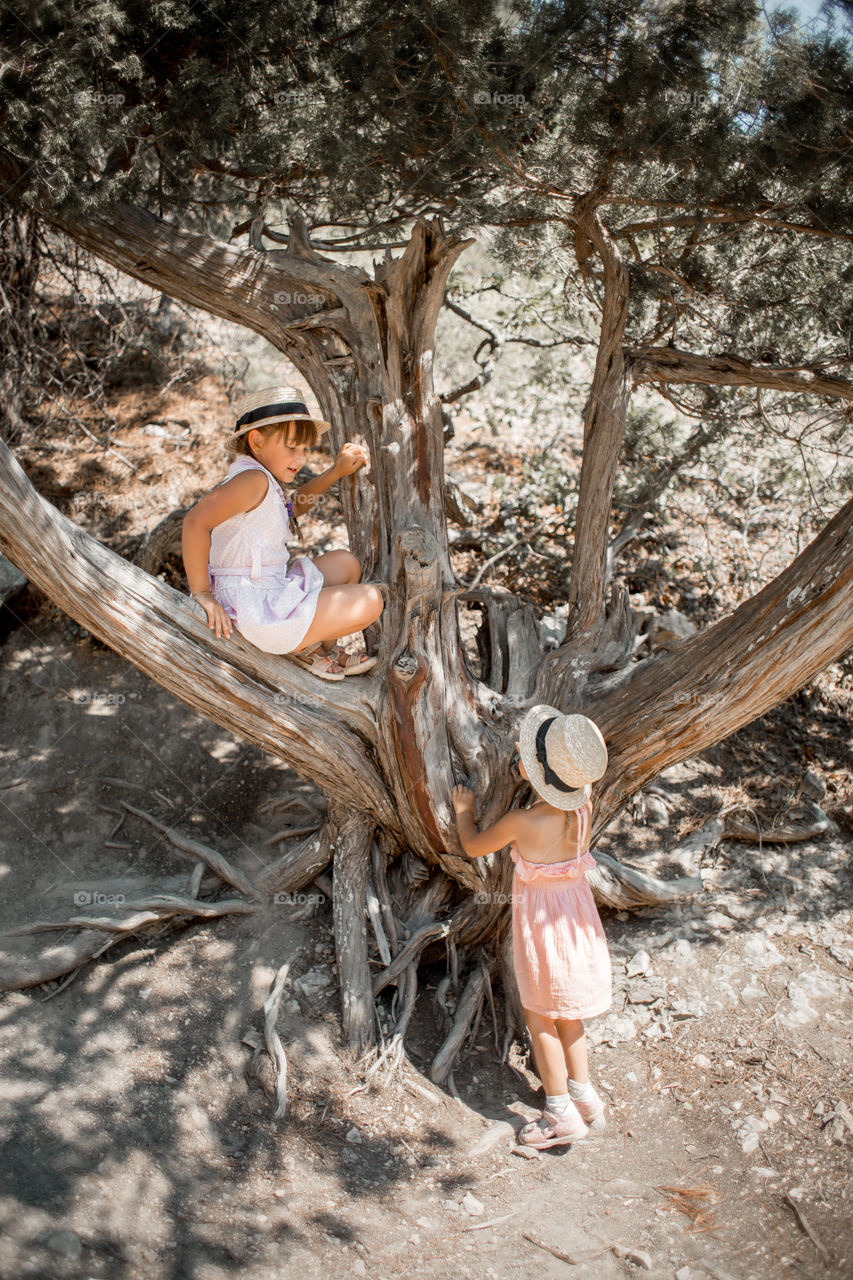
[182,386,383,681]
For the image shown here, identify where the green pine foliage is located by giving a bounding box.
[1,1,850,488]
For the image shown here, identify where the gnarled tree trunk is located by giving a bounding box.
[1,177,852,1071]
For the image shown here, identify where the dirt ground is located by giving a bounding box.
[1,618,851,1280]
[2,298,852,1280]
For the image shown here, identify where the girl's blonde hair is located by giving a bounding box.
[225,418,319,459]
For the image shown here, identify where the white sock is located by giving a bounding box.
[545,1093,573,1116]
[567,1078,597,1103]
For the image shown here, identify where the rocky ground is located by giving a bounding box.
[0,620,851,1280]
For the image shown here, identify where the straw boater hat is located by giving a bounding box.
[517,705,608,811]
[233,385,331,438]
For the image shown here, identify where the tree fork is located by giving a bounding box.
[587,494,853,831]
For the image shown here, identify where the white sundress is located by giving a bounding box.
[208,456,324,654]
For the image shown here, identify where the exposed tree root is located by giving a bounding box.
[587,854,703,911]
[121,802,265,901]
[0,896,253,991]
[432,963,489,1085]
[364,962,419,1083]
[722,801,829,844]
[262,958,299,1120]
[258,827,331,893]
[332,809,376,1054]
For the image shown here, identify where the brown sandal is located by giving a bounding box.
[287,643,345,682]
[325,644,378,676]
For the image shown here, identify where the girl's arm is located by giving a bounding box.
[451,786,524,859]
[181,471,267,637]
[292,443,368,517]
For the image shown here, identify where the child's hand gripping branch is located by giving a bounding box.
[451,710,613,1152]
[181,386,383,681]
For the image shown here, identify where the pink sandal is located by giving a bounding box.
[325,644,378,676]
[518,1105,587,1149]
[287,644,345,682]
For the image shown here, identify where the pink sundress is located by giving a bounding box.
[208,456,324,654]
[511,803,612,1021]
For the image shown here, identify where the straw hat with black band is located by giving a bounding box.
[233,386,331,437]
[517,705,608,811]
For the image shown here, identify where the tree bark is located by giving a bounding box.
[331,808,376,1055]
[535,196,633,704]
[631,346,853,401]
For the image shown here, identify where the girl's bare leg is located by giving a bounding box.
[294,583,383,652]
[312,549,361,587]
[524,1008,569,1096]
[309,551,368,654]
[556,1017,589,1084]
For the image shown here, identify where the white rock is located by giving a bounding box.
[345,1127,363,1144]
[779,983,819,1028]
[601,1015,638,1044]
[676,1267,692,1280]
[762,1108,781,1126]
[742,1131,760,1154]
[668,938,694,961]
[294,967,334,998]
[45,1232,82,1260]
[626,949,651,977]
[692,1054,712,1070]
[705,911,736,930]
[651,609,697,649]
[795,970,838,1000]
[742,934,783,968]
[462,1191,484,1216]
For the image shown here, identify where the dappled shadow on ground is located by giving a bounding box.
[2,611,851,1277]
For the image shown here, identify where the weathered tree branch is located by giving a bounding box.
[631,347,853,402]
[0,437,397,824]
[586,494,853,830]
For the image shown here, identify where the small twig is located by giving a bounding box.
[465,1211,520,1232]
[784,1192,832,1263]
[522,1233,610,1264]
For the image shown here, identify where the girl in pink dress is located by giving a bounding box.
[452,707,611,1149]
[182,386,384,680]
